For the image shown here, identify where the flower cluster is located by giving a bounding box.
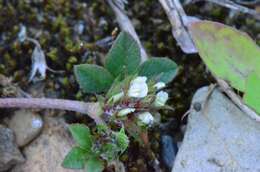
[103,76,169,126]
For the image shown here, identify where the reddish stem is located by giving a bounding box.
[0,98,103,124]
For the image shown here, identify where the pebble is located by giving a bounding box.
[160,134,178,171]
[8,110,43,147]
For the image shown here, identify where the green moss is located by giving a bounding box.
[0,64,5,73]
[61,77,69,87]
[66,63,72,71]
[68,56,78,64]
[75,91,83,100]
[47,48,58,61]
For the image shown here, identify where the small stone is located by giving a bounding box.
[160,134,178,171]
[0,125,24,171]
[193,102,201,112]
[8,110,43,147]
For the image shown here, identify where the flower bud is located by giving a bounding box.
[154,91,168,107]
[118,108,135,117]
[128,76,148,98]
[138,112,154,125]
[153,82,166,90]
[109,91,124,103]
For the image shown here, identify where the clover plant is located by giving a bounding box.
[62,32,178,171]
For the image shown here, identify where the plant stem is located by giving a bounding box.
[216,79,260,122]
[0,98,103,124]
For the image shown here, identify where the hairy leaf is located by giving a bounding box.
[138,57,178,83]
[105,32,141,77]
[74,64,114,93]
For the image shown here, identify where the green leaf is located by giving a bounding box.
[85,157,104,172]
[106,75,124,98]
[69,124,93,150]
[62,147,87,169]
[189,21,260,91]
[138,57,178,83]
[115,128,129,153]
[243,73,260,115]
[105,32,141,77]
[74,64,114,93]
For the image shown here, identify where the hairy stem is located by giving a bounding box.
[0,98,103,124]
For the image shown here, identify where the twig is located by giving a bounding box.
[235,0,260,6]
[216,78,260,122]
[106,0,148,62]
[0,98,103,124]
[159,0,198,53]
[189,0,260,20]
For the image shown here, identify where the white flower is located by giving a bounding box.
[154,91,169,107]
[153,82,166,90]
[118,108,135,117]
[109,91,124,103]
[138,112,154,125]
[128,76,148,98]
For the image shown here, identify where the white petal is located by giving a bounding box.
[128,76,148,98]
[138,112,154,125]
[154,91,169,107]
[153,82,166,90]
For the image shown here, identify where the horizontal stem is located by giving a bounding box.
[0,98,103,124]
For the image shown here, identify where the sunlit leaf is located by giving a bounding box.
[243,73,260,115]
[189,21,260,91]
